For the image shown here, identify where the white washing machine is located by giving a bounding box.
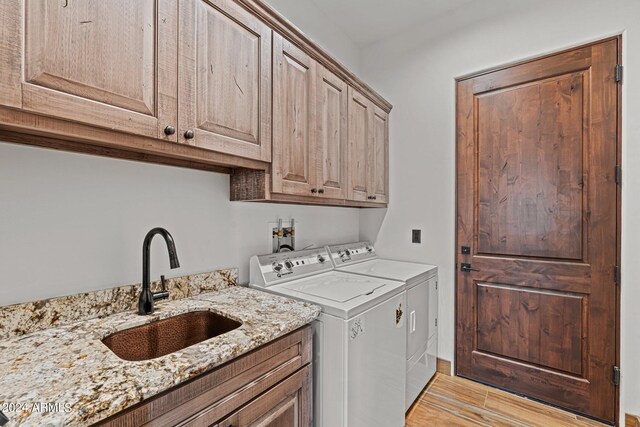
[326,242,438,410]
[250,247,407,427]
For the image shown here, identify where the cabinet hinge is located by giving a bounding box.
[615,165,622,185]
[614,366,621,386]
[435,281,438,290]
[614,265,620,285]
[435,318,438,327]
[616,64,623,83]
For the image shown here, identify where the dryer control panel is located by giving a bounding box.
[327,241,377,267]
[250,247,333,287]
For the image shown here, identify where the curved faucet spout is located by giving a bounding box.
[139,227,180,315]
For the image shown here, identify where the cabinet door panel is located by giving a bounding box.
[370,105,389,203]
[0,2,22,108]
[16,0,176,139]
[179,0,272,161]
[347,87,370,201]
[218,365,311,427]
[316,65,348,200]
[272,34,317,196]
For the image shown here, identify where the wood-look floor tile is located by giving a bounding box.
[406,374,609,427]
[484,390,605,427]
[406,400,482,427]
[427,373,488,407]
[420,392,527,427]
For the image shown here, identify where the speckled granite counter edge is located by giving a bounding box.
[0,286,321,426]
[0,268,237,340]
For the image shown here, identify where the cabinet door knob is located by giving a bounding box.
[163,125,176,136]
[184,129,195,139]
[373,195,377,200]
[318,188,325,194]
[311,188,318,193]
[367,196,373,200]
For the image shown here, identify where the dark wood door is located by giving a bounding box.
[456,38,620,423]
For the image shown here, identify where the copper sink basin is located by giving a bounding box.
[102,311,242,361]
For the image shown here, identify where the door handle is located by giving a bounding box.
[460,263,480,272]
[410,310,416,333]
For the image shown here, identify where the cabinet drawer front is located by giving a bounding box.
[179,0,272,161]
[17,0,177,139]
[214,365,312,427]
[160,346,304,427]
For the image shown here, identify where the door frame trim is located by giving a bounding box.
[453,35,622,426]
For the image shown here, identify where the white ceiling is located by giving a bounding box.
[309,0,477,47]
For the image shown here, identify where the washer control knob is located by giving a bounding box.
[284,260,294,270]
[366,246,373,252]
[272,262,283,272]
[317,255,326,263]
[344,250,351,256]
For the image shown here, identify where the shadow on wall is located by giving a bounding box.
[359,209,388,243]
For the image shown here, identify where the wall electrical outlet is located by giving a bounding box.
[412,229,421,244]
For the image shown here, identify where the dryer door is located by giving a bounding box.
[407,280,430,360]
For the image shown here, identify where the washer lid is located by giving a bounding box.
[266,271,405,319]
[338,259,437,287]
[283,276,386,303]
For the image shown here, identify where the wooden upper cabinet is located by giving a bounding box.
[315,65,349,200]
[347,87,371,202]
[272,33,317,197]
[0,0,177,141]
[178,0,272,161]
[0,0,391,207]
[370,105,389,203]
[347,88,389,204]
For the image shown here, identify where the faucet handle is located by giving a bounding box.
[153,275,170,302]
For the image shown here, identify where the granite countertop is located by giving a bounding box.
[0,286,321,426]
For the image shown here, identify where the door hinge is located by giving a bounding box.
[614,366,621,386]
[435,318,438,327]
[615,64,623,83]
[435,281,438,290]
[615,165,622,185]
[614,265,620,285]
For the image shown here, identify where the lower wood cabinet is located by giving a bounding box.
[215,366,311,427]
[96,326,312,427]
